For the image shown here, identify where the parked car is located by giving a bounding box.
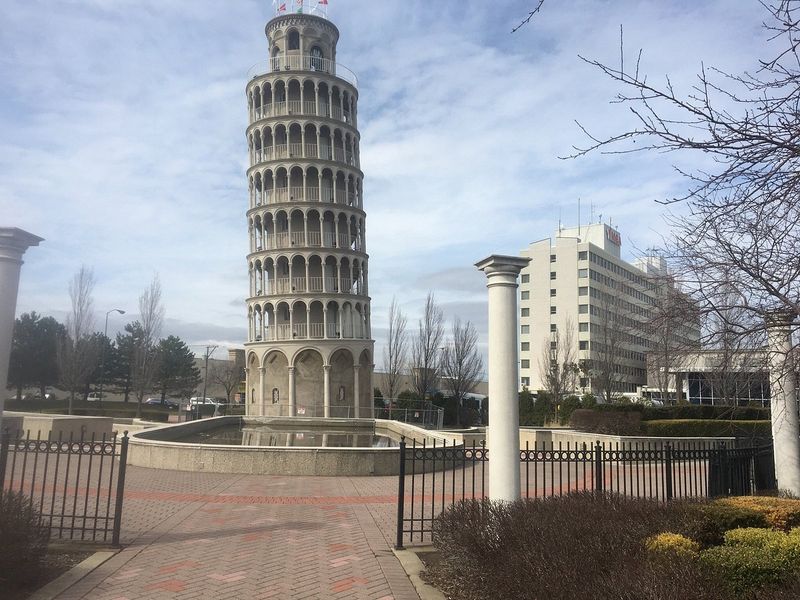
[87,392,103,402]
[145,397,180,410]
[188,397,223,408]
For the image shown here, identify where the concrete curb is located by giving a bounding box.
[28,550,116,600]
[392,546,447,600]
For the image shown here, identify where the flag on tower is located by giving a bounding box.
[319,0,328,4]
[296,0,304,13]
[278,2,286,12]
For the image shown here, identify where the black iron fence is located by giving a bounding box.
[395,438,775,548]
[0,430,129,545]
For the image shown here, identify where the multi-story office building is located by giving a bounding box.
[518,223,698,396]
[243,7,374,418]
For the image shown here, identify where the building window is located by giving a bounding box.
[579,286,588,296]
[521,359,530,369]
[310,46,324,69]
[580,377,589,387]
[288,30,300,50]
[521,325,530,334]
[579,341,588,350]
[521,377,530,387]
[550,272,557,280]
[521,342,530,351]
[550,289,557,297]
[550,306,557,314]
[550,254,557,263]
[521,291,530,300]
[578,268,588,278]
[521,308,530,317]
[550,341,557,349]
[578,251,588,260]
[579,322,589,332]
[579,304,589,314]
[550,323,557,332]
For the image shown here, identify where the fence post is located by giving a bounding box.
[395,437,406,550]
[594,441,603,493]
[112,432,129,547]
[665,442,674,501]
[0,429,10,490]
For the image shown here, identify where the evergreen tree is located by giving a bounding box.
[155,336,200,402]
[8,312,65,399]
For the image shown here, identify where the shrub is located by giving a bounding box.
[0,490,50,588]
[429,494,723,600]
[701,529,800,595]
[558,395,581,425]
[641,419,771,438]
[645,532,700,557]
[569,408,642,435]
[669,501,768,547]
[717,497,800,531]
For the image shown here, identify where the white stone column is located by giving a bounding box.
[288,366,296,417]
[323,364,331,417]
[0,228,42,431]
[475,254,530,502]
[767,310,800,496]
[353,365,361,418]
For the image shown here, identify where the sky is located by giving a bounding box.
[2,0,772,369]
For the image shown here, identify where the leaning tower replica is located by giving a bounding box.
[244,7,374,419]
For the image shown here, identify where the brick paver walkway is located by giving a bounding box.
[54,467,420,600]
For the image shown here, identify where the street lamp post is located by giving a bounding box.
[98,309,125,407]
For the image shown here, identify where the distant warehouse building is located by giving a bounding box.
[518,222,700,397]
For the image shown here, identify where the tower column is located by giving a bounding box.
[323,365,331,417]
[288,366,296,416]
[259,366,267,416]
[353,365,361,418]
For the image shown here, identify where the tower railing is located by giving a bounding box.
[247,55,358,87]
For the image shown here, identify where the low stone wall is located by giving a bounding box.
[5,411,114,440]
[128,417,450,476]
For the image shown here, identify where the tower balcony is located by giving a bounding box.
[250,100,354,125]
[255,231,355,252]
[251,186,357,208]
[248,55,358,88]
[255,277,363,296]
[251,145,358,168]
[256,323,369,342]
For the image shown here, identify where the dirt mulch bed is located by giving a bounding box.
[4,549,93,600]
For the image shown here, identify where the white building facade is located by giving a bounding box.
[244,12,374,418]
[518,223,698,396]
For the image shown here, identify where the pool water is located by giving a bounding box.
[173,423,399,448]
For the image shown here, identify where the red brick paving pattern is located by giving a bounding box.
[53,467,420,600]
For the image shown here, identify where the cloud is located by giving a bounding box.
[4,0,770,356]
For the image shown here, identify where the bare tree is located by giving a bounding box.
[646,268,701,402]
[581,288,631,404]
[132,276,165,417]
[410,292,445,400]
[211,360,244,404]
[538,318,579,404]
[58,266,98,414]
[571,1,800,345]
[382,297,408,401]
[441,318,484,425]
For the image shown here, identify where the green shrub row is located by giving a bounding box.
[642,419,772,438]
[0,490,50,589]
[594,403,770,421]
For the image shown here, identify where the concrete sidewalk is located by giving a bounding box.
[54,468,420,600]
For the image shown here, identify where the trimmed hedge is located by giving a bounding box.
[594,403,770,421]
[717,497,800,531]
[645,532,700,556]
[642,419,772,438]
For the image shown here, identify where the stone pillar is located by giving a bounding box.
[288,366,296,417]
[475,254,530,502]
[0,228,42,431]
[323,364,331,417]
[353,365,361,418]
[767,310,800,496]
[259,366,267,417]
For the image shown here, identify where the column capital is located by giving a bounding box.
[765,308,797,328]
[259,366,266,373]
[323,364,331,371]
[287,366,295,373]
[0,228,43,265]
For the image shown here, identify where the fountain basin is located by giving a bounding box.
[128,416,450,476]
